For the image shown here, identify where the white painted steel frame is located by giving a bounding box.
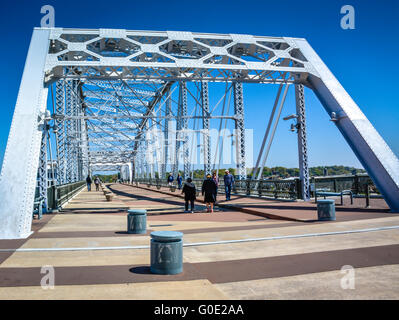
[0,27,398,239]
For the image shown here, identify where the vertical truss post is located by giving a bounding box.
[80,100,90,179]
[144,121,151,178]
[71,80,80,182]
[180,82,190,179]
[201,81,211,176]
[76,82,86,181]
[65,80,80,183]
[65,80,73,183]
[172,88,180,179]
[295,84,310,201]
[153,116,162,179]
[233,82,246,180]
[38,124,48,212]
[161,94,171,179]
[55,80,66,185]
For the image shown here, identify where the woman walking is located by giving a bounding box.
[177,173,183,190]
[181,178,196,213]
[94,176,100,191]
[212,171,219,200]
[202,174,217,213]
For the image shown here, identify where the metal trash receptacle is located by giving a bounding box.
[317,199,336,221]
[127,209,147,234]
[150,231,183,275]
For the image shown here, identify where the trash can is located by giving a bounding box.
[317,199,336,221]
[127,209,147,234]
[150,231,183,275]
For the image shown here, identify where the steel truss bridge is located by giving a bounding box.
[0,27,398,239]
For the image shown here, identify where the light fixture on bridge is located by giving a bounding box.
[283,114,299,133]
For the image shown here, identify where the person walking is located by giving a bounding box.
[167,173,174,186]
[212,171,219,200]
[177,173,183,190]
[202,174,217,213]
[94,176,100,191]
[181,177,196,213]
[223,170,234,201]
[86,175,92,191]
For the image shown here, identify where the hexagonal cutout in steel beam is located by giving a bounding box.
[87,38,140,57]
[127,35,168,44]
[203,55,244,65]
[49,39,67,54]
[271,57,304,68]
[257,41,290,51]
[159,40,210,60]
[130,53,175,63]
[60,34,99,43]
[289,48,308,62]
[57,51,100,61]
[227,43,275,63]
[194,38,233,47]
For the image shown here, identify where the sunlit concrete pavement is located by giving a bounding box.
[0,183,398,300]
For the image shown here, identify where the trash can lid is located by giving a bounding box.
[151,231,183,242]
[127,209,147,215]
[317,199,335,204]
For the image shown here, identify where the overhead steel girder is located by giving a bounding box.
[0,28,398,240]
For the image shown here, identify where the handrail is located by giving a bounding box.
[130,177,300,200]
[46,180,86,210]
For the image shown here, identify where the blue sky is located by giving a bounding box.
[0,0,398,169]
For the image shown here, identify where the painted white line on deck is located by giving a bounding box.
[1,225,399,252]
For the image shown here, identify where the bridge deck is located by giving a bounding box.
[0,183,398,299]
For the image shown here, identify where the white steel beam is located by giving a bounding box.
[0,29,50,239]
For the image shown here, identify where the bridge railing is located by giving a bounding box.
[129,177,300,200]
[312,174,380,197]
[39,180,86,211]
[128,173,380,202]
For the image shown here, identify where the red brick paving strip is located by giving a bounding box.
[1,244,398,287]
[0,214,57,264]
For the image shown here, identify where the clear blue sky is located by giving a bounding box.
[0,0,398,169]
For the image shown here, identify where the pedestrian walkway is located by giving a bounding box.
[126,182,392,222]
[0,183,398,299]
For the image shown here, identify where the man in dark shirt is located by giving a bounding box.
[182,178,196,213]
[86,175,92,191]
[223,170,234,201]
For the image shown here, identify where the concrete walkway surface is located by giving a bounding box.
[0,183,398,300]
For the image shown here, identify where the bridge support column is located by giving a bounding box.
[294,38,399,211]
[181,82,190,179]
[161,94,171,180]
[295,84,311,201]
[55,80,66,185]
[175,81,190,179]
[38,125,49,212]
[233,82,246,180]
[0,28,50,238]
[201,81,211,176]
